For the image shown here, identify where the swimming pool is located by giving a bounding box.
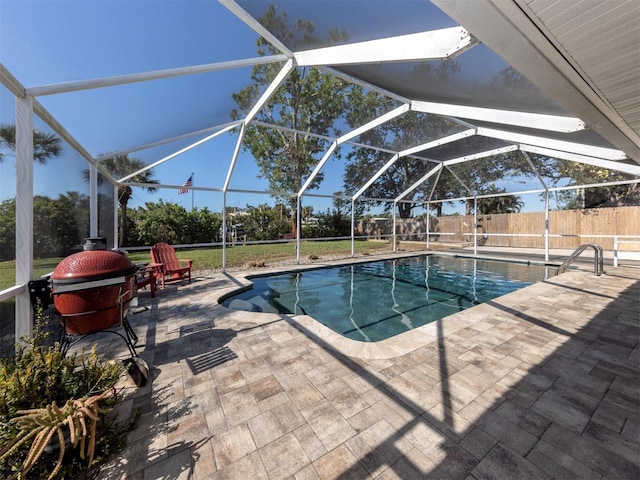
[223,255,558,342]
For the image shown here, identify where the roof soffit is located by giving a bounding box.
[432,0,640,162]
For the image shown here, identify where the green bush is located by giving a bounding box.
[0,319,128,479]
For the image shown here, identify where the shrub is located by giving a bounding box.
[0,318,129,479]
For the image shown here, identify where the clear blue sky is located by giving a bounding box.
[0,1,371,214]
[0,1,552,215]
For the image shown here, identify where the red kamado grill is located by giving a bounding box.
[51,239,139,357]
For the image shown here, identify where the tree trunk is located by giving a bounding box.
[290,210,297,238]
[119,203,127,246]
[398,202,412,218]
[290,197,298,238]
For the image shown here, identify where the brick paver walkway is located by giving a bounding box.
[91,254,639,479]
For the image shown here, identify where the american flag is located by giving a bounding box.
[178,174,193,194]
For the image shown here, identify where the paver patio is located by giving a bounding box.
[88,252,639,479]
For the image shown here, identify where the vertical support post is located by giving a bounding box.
[351,199,355,257]
[545,190,550,262]
[222,123,246,273]
[113,184,119,248]
[392,202,397,253]
[473,197,478,255]
[296,195,301,264]
[15,95,34,341]
[613,236,618,267]
[426,202,430,250]
[222,193,227,272]
[90,162,98,237]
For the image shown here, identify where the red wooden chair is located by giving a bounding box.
[150,243,193,288]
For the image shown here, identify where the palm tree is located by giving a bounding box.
[0,123,63,163]
[85,154,159,246]
[477,186,524,214]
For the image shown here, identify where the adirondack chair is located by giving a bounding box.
[150,243,193,288]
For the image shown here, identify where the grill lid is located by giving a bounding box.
[51,250,136,285]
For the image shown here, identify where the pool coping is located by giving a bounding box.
[213,251,568,360]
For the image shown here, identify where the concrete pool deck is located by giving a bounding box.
[92,249,639,479]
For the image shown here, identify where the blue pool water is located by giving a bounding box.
[223,255,557,342]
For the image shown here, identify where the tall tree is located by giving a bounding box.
[85,155,159,246]
[0,123,62,164]
[231,5,351,237]
[343,63,464,218]
[484,68,639,209]
[343,108,470,218]
[532,156,639,209]
[33,193,84,257]
[242,203,290,241]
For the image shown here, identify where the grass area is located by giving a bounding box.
[0,258,63,292]
[127,239,395,270]
[0,240,398,291]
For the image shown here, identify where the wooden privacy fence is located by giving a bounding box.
[357,206,640,251]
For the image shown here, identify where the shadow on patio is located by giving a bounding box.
[95,266,639,479]
[297,269,639,479]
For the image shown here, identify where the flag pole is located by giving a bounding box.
[191,172,195,210]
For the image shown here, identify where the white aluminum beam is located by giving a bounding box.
[444,166,474,196]
[295,27,475,66]
[94,121,242,162]
[113,184,118,248]
[253,120,335,143]
[223,123,247,192]
[33,100,94,163]
[432,0,640,161]
[549,178,640,193]
[412,100,585,133]
[478,127,627,161]
[545,190,550,261]
[222,121,248,270]
[15,96,34,340]
[399,129,476,157]
[443,145,519,167]
[320,66,411,105]
[246,60,294,122]
[520,150,547,190]
[0,63,26,97]
[428,167,444,201]
[124,182,224,193]
[519,145,640,177]
[298,142,338,196]
[252,120,425,158]
[90,163,98,236]
[396,163,443,202]
[118,124,238,183]
[0,285,25,304]
[220,0,293,56]
[416,178,640,203]
[26,56,288,97]
[352,153,400,200]
[339,104,409,144]
[298,105,409,197]
[353,153,400,200]
[228,188,294,197]
[352,129,476,200]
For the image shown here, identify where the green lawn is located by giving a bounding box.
[1,240,396,292]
